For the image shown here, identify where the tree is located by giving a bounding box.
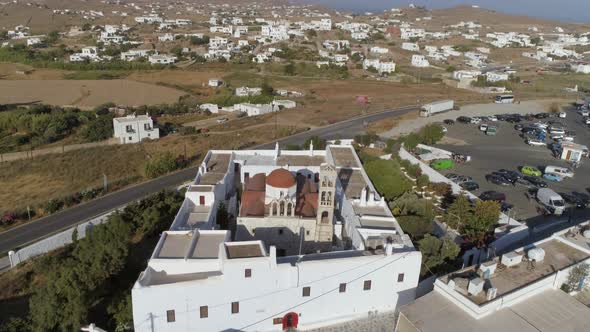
[46,31,60,45]
[561,263,590,293]
[443,194,472,231]
[305,29,317,38]
[261,81,274,96]
[284,62,296,76]
[108,294,133,332]
[463,200,500,247]
[303,136,326,150]
[418,234,460,275]
[446,65,456,72]
[144,152,179,178]
[419,124,445,144]
[81,114,115,142]
[82,23,92,31]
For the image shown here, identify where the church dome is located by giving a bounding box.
[266,168,296,188]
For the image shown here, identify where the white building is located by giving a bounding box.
[397,223,590,332]
[26,36,43,46]
[70,47,100,62]
[574,63,590,74]
[363,59,396,74]
[401,42,420,52]
[121,49,152,61]
[485,71,509,82]
[132,145,421,331]
[113,114,159,144]
[235,87,262,97]
[208,79,223,87]
[148,54,177,65]
[158,33,174,42]
[411,55,429,67]
[233,103,274,117]
[370,46,389,54]
[453,70,481,80]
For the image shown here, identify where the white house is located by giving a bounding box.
[148,54,177,65]
[272,100,296,109]
[370,46,389,54]
[121,49,152,61]
[113,114,159,144]
[363,59,396,74]
[574,63,590,74]
[208,79,223,87]
[199,104,219,114]
[485,71,509,82]
[401,42,419,52]
[26,36,44,46]
[158,33,174,42]
[131,145,421,332]
[70,47,100,62]
[453,70,481,80]
[411,55,429,67]
[235,87,262,97]
[233,103,274,117]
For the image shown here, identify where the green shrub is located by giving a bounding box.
[364,159,412,200]
[144,152,180,178]
[416,174,430,188]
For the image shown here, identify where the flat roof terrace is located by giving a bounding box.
[442,239,590,305]
[329,146,361,168]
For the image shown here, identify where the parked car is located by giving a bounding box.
[479,191,506,202]
[558,112,567,118]
[445,173,460,181]
[216,117,229,123]
[501,202,514,212]
[486,126,497,136]
[498,169,522,179]
[486,174,512,186]
[521,166,542,176]
[571,192,590,207]
[523,175,547,188]
[514,124,524,131]
[460,181,479,191]
[443,119,455,125]
[580,109,590,117]
[453,175,473,184]
[542,173,563,182]
[488,115,498,122]
[470,117,482,124]
[479,124,488,131]
[544,166,574,178]
[526,138,546,146]
[457,116,471,123]
[560,192,585,208]
[431,159,454,170]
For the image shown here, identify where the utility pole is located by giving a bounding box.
[103,174,108,192]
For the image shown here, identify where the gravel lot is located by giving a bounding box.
[381,100,554,138]
[432,104,590,223]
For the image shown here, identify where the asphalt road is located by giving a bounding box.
[0,105,418,254]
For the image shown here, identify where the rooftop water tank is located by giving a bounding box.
[527,248,545,262]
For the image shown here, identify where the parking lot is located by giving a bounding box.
[433,104,590,223]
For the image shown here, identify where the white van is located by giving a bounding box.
[537,188,565,215]
[544,166,574,178]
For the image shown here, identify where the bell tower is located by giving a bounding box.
[315,163,336,244]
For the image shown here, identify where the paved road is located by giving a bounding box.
[0,105,418,254]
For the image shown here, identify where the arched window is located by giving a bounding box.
[272,202,278,216]
[280,201,285,216]
[321,211,330,224]
[327,192,332,204]
[321,192,326,204]
[287,202,292,216]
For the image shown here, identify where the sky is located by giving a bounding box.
[292,0,590,23]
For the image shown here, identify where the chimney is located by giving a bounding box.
[360,187,368,206]
[274,142,280,160]
[309,140,314,156]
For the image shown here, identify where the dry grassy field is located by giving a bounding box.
[0,79,187,108]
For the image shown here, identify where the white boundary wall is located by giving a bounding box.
[8,209,121,268]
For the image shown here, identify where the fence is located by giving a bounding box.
[7,208,122,268]
[0,139,118,163]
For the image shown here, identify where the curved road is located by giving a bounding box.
[0,105,418,254]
